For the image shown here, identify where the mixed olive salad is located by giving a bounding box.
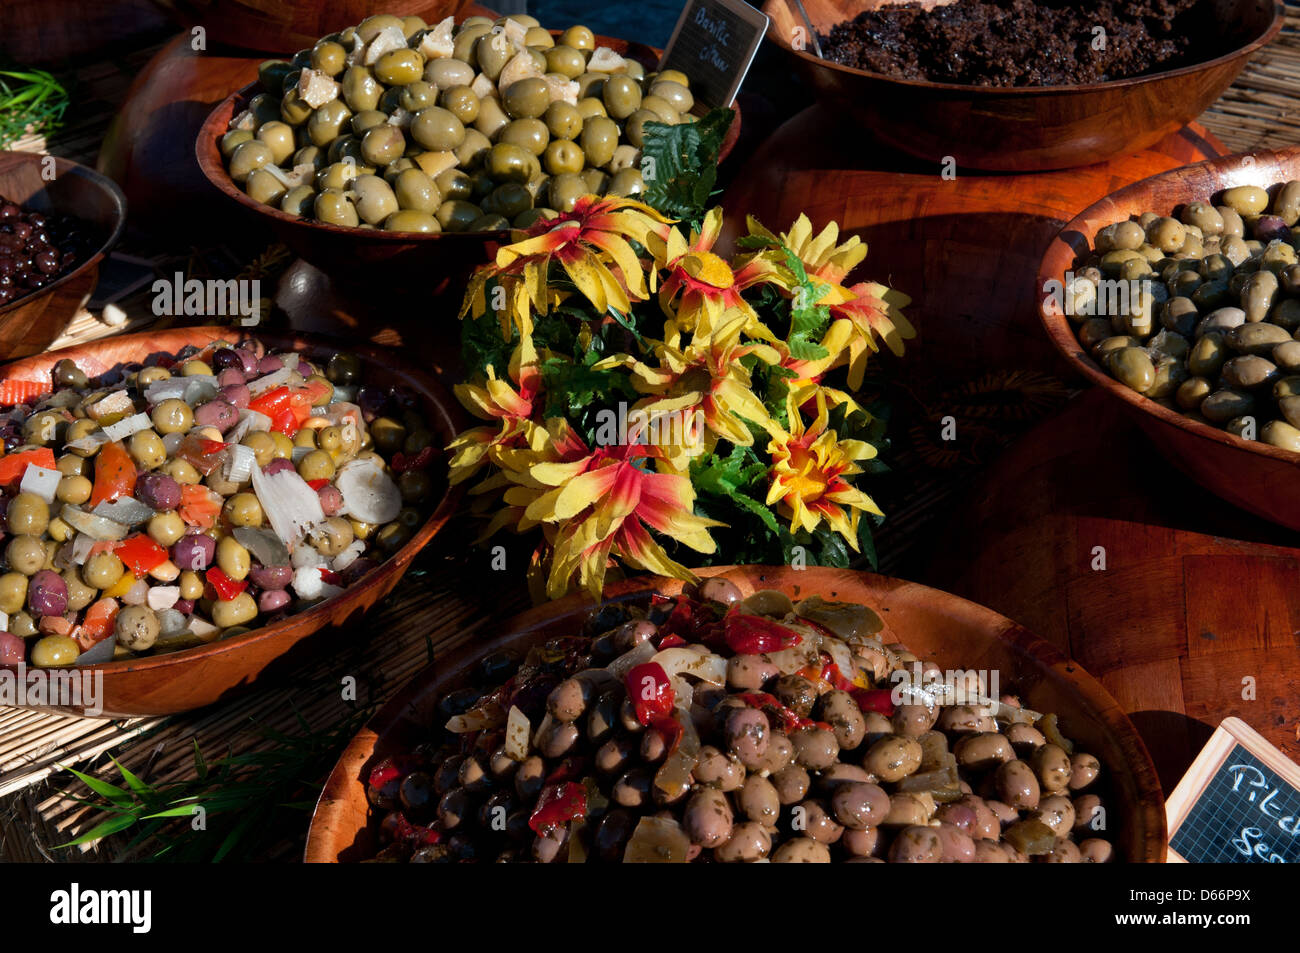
[363,582,1115,863]
[223,12,698,232]
[0,339,440,668]
[1068,180,1300,452]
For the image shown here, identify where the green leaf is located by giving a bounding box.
[193,739,208,782]
[61,765,133,808]
[141,804,203,820]
[110,756,150,796]
[641,107,735,230]
[56,812,137,848]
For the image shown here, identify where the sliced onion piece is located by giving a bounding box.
[652,707,699,801]
[224,443,257,484]
[819,635,857,684]
[146,586,181,611]
[504,704,530,761]
[623,816,690,863]
[102,412,152,442]
[331,540,365,572]
[604,640,656,680]
[650,647,726,685]
[251,464,326,550]
[70,533,96,564]
[233,526,290,568]
[65,431,107,454]
[60,505,129,541]
[247,367,292,396]
[447,700,506,733]
[19,464,60,504]
[92,496,155,527]
[335,457,401,524]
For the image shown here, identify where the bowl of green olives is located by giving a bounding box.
[1038,148,1300,530]
[196,12,737,293]
[0,326,464,716]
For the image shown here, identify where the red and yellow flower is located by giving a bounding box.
[765,387,882,549]
[446,334,543,486]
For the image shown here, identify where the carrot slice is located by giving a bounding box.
[179,483,222,528]
[0,379,51,407]
[72,598,120,651]
[89,440,137,507]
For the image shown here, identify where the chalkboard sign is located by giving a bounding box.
[659,0,769,111]
[1166,717,1300,863]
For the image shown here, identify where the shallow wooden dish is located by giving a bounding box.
[0,326,463,717]
[165,0,477,55]
[761,0,1281,171]
[304,565,1166,863]
[1038,147,1300,530]
[0,153,127,361]
[196,32,741,297]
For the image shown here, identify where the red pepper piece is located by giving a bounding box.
[248,385,291,418]
[88,440,136,507]
[625,661,674,726]
[367,754,417,792]
[656,633,687,650]
[114,534,168,576]
[206,566,248,601]
[0,446,56,490]
[318,568,341,585]
[723,613,803,655]
[392,446,436,473]
[544,755,588,785]
[734,692,803,733]
[393,813,442,846]
[850,688,897,717]
[306,478,329,490]
[650,714,684,753]
[528,781,587,835]
[269,408,298,437]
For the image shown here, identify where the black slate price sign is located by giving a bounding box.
[659,0,769,111]
[1166,717,1300,863]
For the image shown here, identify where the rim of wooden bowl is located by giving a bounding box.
[0,152,128,318]
[0,324,465,675]
[1037,146,1300,470]
[304,565,1166,863]
[761,0,1284,96]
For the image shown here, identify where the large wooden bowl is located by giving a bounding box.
[196,33,741,298]
[1038,147,1300,530]
[164,0,477,55]
[304,566,1166,863]
[0,153,126,361]
[761,0,1281,172]
[0,326,463,717]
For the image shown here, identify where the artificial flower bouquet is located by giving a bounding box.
[447,194,914,600]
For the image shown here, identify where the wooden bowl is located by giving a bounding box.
[195,34,742,298]
[1038,147,1300,530]
[760,0,1282,172]
[304,566,1166,862]
[0,153,126,361]
[164,0,478,55]
[0,326,463,717]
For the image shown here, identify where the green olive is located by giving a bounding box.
[31,634,79,667]
[7,492,49,537]
[245,168,287,206]
[503,78,551,120]
[580,167,609,195]
[376,520,415,555]
[370,417,408,454]
[278,88,312,125]
[524,26,554,49]
[425,57,475,90]
[6,535,45,575]
[499,117,549,156]
[607,144,640,173]
[411,106,465,151]
[440,85,480,124]
[313,516,355,556]
[1105,347,1156,393]
[55,454,85,478]
[23,411,62,446]
[145,510,186,548]
[298,449,337,482]
[310,39,347,77]
[649,80,693,114]
[398,469,432,503]
[216,536,252,581]
[280,184,316,217]
[128,430,167,470]
[375,48,425,86]
[326,134,370,167]
[212,592,258,629]
[82,551,125,590]
[221,129,254,159]
[1201,389,1256,424]
[487,142,536,183]
[1221,185,1269,215]
[548,172,588,214]
[542,102,582,141]
[151,398,194,435]
[398,80,439,114]
[546,45,586,79]
[455,128,492,169]
[391,168,442,213]
[435,168,473,201]
[467,213,508,231]
[608,167,645,198]
[475,30,515,81]
[258,59,293,91]
[622,109,660,149]
[576,72,606,100]
[543,139,584,176]
[473,96,510,139]
[560,25,595,51]
[56,474,92,505]
[315,190,359,227]
[580,116,619,167]
[436,199,483,232]
[602,74,642,121]
[575,97,606,122]
[228,140,273,183]
[248,92,280,127]
[341,66,383,112]
[307,100,352,147]
[401,15,427,38]
[316,160,361,191]
[351,109,388,136]
[485,183,533,219]
[469,168,495,199]
[222,492,263,528]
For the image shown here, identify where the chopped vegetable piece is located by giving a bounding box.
[19,464,61,504]
[849,687,897,717]
[0,378,51,406]
[528,781,587,835]
[115,534,168,576]
[0,447,56,489]
[88,440,136,507]
[178,484,223,528]
[206,567,247,600]
[624,661,674,726]
[722,613,802,654]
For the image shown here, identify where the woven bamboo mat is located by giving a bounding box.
[6,6,1300,862]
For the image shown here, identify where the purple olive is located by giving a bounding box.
[258,589,291,613]
[343,557,378,584]
[257,355,284,375]
[173,598,195,615]
[212,348,244,372]
[1254,215,1292,243]
[217,367,247,388]
[28,569,68,617]
[249,564,293,590]
[317,485,343,515]
[219,383,251,409]
[172,533,216,572]
[135,472,181,511]
[231,348,258,375]
[194,399,238,432]
[262,458,296,476]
